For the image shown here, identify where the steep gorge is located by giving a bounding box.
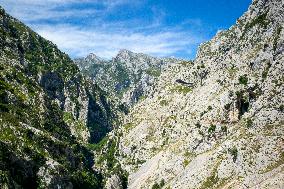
[93,0,284,188]
[0,0,283,188]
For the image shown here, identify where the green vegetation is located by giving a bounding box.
[273,27,282,52]
[199,163,220,189]
[195,122,201,128]
[152,182,160,189]
[208,124,216,134]
[247,12,269,29]
[197,64,205,69]
[99,139,117,169]
[242,12,269,38]
[184,151,191,157]
[228,147,238,162]
[227,66,239,78]
[221,125,227,133]
[260,152,284,174]
[224,103,231,110]
[93,136,128,189]
[160,99,169,106]
[139,95,147,101]
[0,9,109,188]
[71,170,102,189]
[87,136,108,151]
[200,172,219,188]
[246,118,253,128]
[118,103,129,114]
[238,75,248,85]
[123,123,134,132]
[152,179,165,189]
[136,159,146,165]
[170,85,192,94]
[114,63,130,88]
[183,159,190,167]
[146,67,161,77]
[179,61,193,66]
[262,62,271,80]
[280,105,284,112]
[216,79,222,85]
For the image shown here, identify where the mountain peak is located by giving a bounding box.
[118,49,133,54]
[85,53,102,62]
[116,49,135,59]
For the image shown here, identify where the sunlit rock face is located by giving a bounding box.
[97,0,284,188]
[75,49,184,107]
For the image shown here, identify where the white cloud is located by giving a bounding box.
[34,24,204,59]
[0,0,135,22]
[0,0,207,59]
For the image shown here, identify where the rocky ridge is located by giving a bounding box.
[0,6,121,188]
[94,0,284,188]
[75,50,185,107]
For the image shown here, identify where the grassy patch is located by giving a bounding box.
[146,68,161,77]
[260,152,284,174]
[227,66,239,78]
[170,85,192,94]
[183,159,190,168]
[199,164,219,189]
[160,99,169,106]
[179,61,193,66]
[139,95,147,101]
[123,123,134,132]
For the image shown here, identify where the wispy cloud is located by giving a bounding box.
[34,24,204,59]
[1,0,133,22]
[0,0,207,59]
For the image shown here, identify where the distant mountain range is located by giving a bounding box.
[75,49,186,106]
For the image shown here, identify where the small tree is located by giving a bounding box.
[194,66,209,86]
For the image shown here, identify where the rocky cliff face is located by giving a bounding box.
[75,50,184,107]
[95,0,284,188]
[0,7,117,188]
[1,0,283,188]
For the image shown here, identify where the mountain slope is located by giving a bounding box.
[0,7,117,188]
[1,0,283,188]
[96,0,284,188]
[75,50,185,106]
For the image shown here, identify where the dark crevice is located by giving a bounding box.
[87,92,112,144]
[176,79,193,86]
[40,72,65,109]
[236,92,250,118]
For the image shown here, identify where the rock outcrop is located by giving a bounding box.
[0,7,115,188]
[75,50,184,106]
[95,0,284,188]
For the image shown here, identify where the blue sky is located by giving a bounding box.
[0,0,252,59]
